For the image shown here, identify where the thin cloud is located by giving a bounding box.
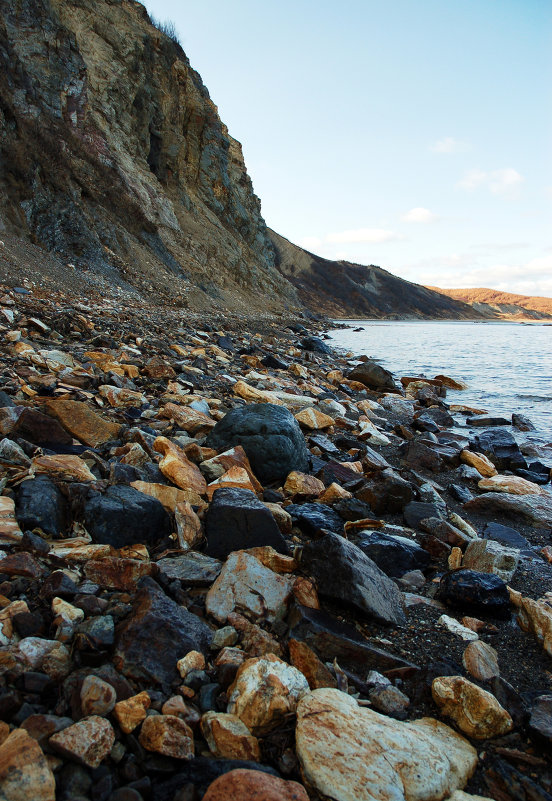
[327,228,403,244]
[429,137,468,153]
[457,168,524,194]
[401,207,438,223]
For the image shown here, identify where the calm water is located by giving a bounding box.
[326,321,552,444]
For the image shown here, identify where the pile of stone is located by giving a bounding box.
[0,285,551,801]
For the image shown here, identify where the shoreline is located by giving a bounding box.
[0,287,551,799]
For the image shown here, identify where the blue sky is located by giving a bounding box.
[143,0,552,296]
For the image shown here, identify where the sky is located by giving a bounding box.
[143,0,552,296]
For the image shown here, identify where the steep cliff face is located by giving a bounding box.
[270,231,483,320]
[0,0,298,311]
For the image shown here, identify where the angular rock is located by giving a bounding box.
[296,688,477,801]
[44,399,121,447]
[114,578,213,685]
[301,531,406,625]
[205,487,288,560]
[157,552,222,586]
[113,691,151,734]
[84,556,155,591]
[16,476,66,537]
[438,570,511,619]
[508,588,552,657]
[201,712,260,761]
[206,403,309,483]
[528,695,552,744]
[202,769,309,801]
[284,470,325,497]
[470,429,526,471]
[432,675,513,739]
[160,402,215,435]
[464,492,552,528]
[227,654,309,735]
[356,469,413,514]
[288,638,337,690]
[462,539,519,582]
[438,615,479,642]
[0,496,23,543]
[139,714,194,759]
[365,670,410,718]
[206,551,293,624]
[49,715,115,768]
[460,450,497,477]
[0,728,56,801]
[482,522,531,551]
[80,675,117,716]
[153,436,207,495]
[286,502,344,535]
[357,531,430,578]
[13,407,73,447]
[294,407,334,430]
[32,453,96,482]
[479,474,546,495]
[83,484,171,548]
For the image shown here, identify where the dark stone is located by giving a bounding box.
[403,501,445,529]
[308,433,340,455]
[449,484,473,503]
[20,713,73,748]
[529,695,552,744]
[13,407,73,447]
[300,336,332,354]
[83,485,171,548]
[415,406,454,428]
[348,360,399,392]
[489,676,529,728]
[333,497,375,522]
[300,531,406,625]
[467,415,511,427]
[512,413,536,432]
[0,688,21,721]
[13,611,47,638]
[0,391,15,407]
[16,476,67,537]
[288,605,417,676]
[76,616,115,650]
[263,488,284,503]
[198,683,221,712]
[261,353,289,370]
[357,531,430,578]
[22,672,52,694]
[419,518,472,547]
[286,503,344,536]
[483,756,552,801]
[157,552,222,586]
[114,578,213,686]
[40,570,79,600]
[19,530,50,555]
[470,429,527,471]
[152,758,280,801]
[483,522,531,551]
[205,488,289,560]
[437,569,511,619]
[403,440,444,472]
[317,460,365,489]
[109,790,143,801]
[355,469,413,514]
[515,468,549,485]
[205,403,309,483]
[217,335,234,352]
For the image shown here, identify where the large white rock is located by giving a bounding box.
[205,551,293,624]
[462,539,519,582]
[296,688,478,801]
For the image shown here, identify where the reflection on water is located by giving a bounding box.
[326,321,552,441]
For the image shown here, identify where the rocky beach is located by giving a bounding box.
[0,284,550,801]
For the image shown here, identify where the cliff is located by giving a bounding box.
[426,287,552,321]
[0,0,298,313]
[271,230,482,319]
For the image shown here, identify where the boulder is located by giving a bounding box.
[296,688,477,801]
[227,654,309,734]
[49,715,115,768]
[462,539,519,583]
[114,578,213,685]
[357,531,430,578]
[470,429,526,471]
[355,469,413,514]
[16,476,67,537]
[438,570,511,619]
[139,715,194,759]
[478,474,546,495]
[83,484,171,548]
[432,675,513,739]
[205,551,293,624]
[300,531,406,626]
[205,487,289,560]
[157,552,222,586]
[348,360,399,392]
[286,503,344,536]
[206,403,309,483]
[464,493,552,528]
[202,769,309,801]
[300,336,332,354]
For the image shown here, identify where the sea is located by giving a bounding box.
[326,320,552,454]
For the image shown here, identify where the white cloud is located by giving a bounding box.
[430,137,468,153]
[457,167,524,194]
[401,207,438,223]
[327,228,403,244]
[297,236,322,250]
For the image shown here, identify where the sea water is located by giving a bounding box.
[326,321,552,446]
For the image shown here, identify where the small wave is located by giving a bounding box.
[516,394,552,402]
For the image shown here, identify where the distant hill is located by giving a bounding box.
[426,287,552,320]
[271,231,482,320]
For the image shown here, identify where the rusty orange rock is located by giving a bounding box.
[202,768,309,801]
[201,712,260,761]
[44,398,121,447]
[153,436,207,495]
[288,639,337,690]
[138,714,194,759]
[32,453,96,482]
[113,692,151,734]
[284,471,325,497]
[84,557,155,591]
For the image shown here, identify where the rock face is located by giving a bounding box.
[296,688,478,801]
[301,531,406,626]
[206,404,309,483]
[0,0,297,314]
